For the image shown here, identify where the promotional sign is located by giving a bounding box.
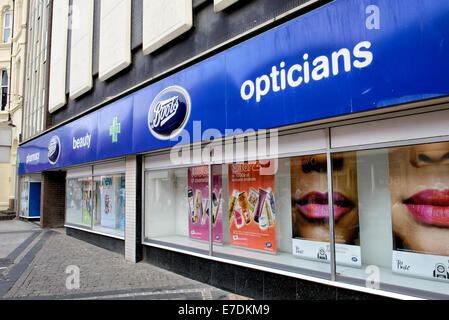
[18,0,449,175]
[19,181,29,217]
[392,251,449,282]
[228,161,276,253]
[290,155,361,267]
[82,180,92,225]
[389,142,449,282]
[119,176,125,231]
[187,166,223,243]
[100,177,116,229]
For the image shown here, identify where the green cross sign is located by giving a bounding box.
[109,117,121,143]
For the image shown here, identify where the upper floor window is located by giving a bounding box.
[1,70,8,111]
[3,7,11,43]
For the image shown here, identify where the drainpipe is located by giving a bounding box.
[8,0,17,212]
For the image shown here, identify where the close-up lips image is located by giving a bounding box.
[295,191,355,221]
[403,189,449,227]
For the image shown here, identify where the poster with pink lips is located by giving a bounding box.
[290,155,361,267]
[187,165,223,244]
[389,143,449,282]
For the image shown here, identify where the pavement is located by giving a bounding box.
[0,219,250,300]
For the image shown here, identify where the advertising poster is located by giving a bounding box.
[228,161,276,253]
[389,142,449,282]
[119,176,125,231]
[20,181,29,217]
[187,166,223,244]
[100,177,116,229]
[290,154,361,267]
[82,180,92,225]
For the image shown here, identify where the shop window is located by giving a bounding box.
[66,176,93,228]
[144,157,334,279]
[19,179,29,217]
[141,114,449,298]
[290,152,361,267]
[334,141,449,298]
[65,171,125,239]
[144,167,210,252]
[93,174,126,238]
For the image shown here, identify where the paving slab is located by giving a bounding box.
[0,221,250,300]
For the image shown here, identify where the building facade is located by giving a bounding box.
[0,0,27,211]
[18,0,449,299]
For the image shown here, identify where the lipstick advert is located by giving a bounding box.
[389,143,449,282]
[187,165,223,244]
[290,154,361,267]
[228,161,276,253]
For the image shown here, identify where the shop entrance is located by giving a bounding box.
[19,180,41,219]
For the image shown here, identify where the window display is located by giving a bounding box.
[145,158,331,278]
[93,174,126,237]
[334,141,449,297]
[291,153,361,267]
[19,180,29,217]
[144,167,209,253]
[389,142,449,282]
[65,171,125,238]
[66,177,92,228]
[143,140,449,297]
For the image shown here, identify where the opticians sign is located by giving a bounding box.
[18,0,449,174]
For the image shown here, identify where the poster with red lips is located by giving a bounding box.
[290,154,361,267]
[389,143,449,282]
[228,161,276,253]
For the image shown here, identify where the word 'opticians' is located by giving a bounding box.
[240,41,373,103]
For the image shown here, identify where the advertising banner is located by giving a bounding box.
[389,142,449,282]
[18,0,449,175]
[228,161,276,253]
[290,155,361,267]
[187,166,223,243]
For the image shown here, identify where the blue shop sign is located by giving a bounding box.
[18,0,449,175]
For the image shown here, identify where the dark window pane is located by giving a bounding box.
[2,70,8,85]
[2,87,8,108]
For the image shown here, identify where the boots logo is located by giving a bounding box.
[48,136,61,165]
[148,86,191,140]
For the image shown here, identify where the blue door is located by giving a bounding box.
[29,182,41,218]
